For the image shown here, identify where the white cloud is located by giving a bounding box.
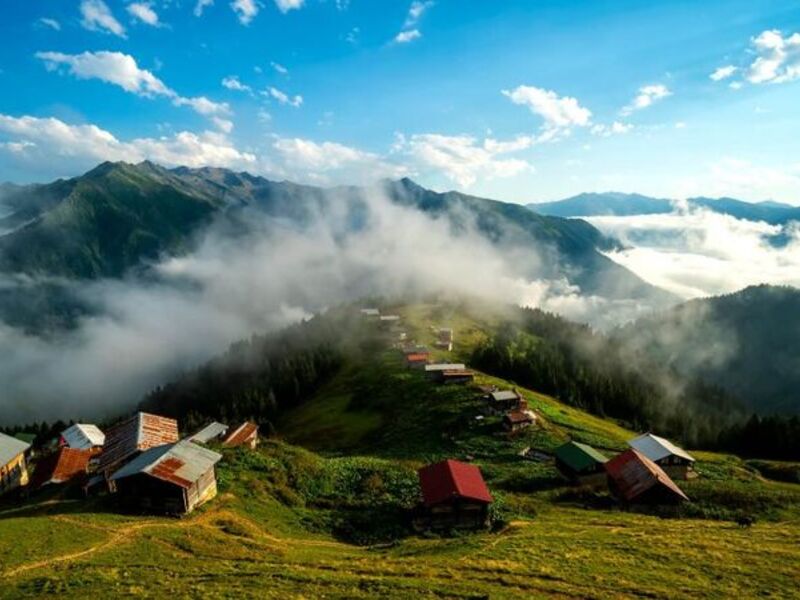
[502,85,592,131]
[621,84,671,115]
[222,75,252,92]
[394,29,421,43]
[395,133,532,187]
[38,18,61,31]
[0,140,36,154]
[274,0,304,13]
[231,0,259,24]
[675,158,800,205]
[405,0,433,27]
[590,121,633,137]
[127,3,161,27]
[271,61,288,75]
[194,0,214,17]
[0,114,255,170]
[710,65,737,81]
[36,51,231,128]
[265,86,303,107]
[80,0,126,37]
[746,29,800,84]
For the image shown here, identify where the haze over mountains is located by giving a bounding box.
[1,161,799,424]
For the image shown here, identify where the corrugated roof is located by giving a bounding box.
[424,363,466,372]
[98,412,179,474]
[555,441,608,472]
[418,459,493,507]
[490,390,520,402]
[110,440,221,489]
[61,424,106,450]
[189,422,229,444]
[628,433,695,463]
[0,432,30,466]
[504,410,534,424]
[31,448,91,488]
[605,449,689,502]
[222,422,259,447]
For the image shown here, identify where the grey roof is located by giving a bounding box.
[110,440,222,488]
[629,433,695,463]
[0,432,30,466]
[61,424,105,450]
[424,363,466,372]
[189,422,229,444]
[490,390,520,402]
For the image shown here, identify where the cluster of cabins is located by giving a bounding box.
[0,415,260,515]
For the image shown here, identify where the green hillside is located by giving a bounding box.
[2,301,800,598]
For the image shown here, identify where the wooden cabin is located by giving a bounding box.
[0,432,30,495]
[30,447,92,489]
[434,327,454,351]
[222,422,259,449]
[628,433,697,480]
[424,363,466,380]
[485,389,522,414]
[554,441,608,485]
[360,308,380,318]
[189,422,229,445]
[110,440,222,515]
[97,412,179,481]
[416,459,493,530]
[439,369,475,385]
[503,409,536,433]
[605,449,689,505]
[60,423,105,451]
[405,352,430,369]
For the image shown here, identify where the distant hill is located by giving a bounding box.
[0,161,671,303]
[615,285,800,415]
[529,192,800,224]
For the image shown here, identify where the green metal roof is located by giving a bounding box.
[555,441,608,473]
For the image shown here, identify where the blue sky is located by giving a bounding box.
[1,0,799,204]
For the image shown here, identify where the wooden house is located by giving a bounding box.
[554,441,608,485]
[503,409,536,433]
[360,308,380,318]
[189,422,229,445]
[110,440,222,515]
[222,422,259,449]
[60,424,105,451]
[405,352,430,369]
[628,433,697,480]
[605,449,689,504]
[439,369,475,385]
[0,432,30,495]
[416,459,493,530]
[97,412,179,481]
[485,389,522,414]
[424,363,466,380]
[30,447,92,489]
[434,327,454,351]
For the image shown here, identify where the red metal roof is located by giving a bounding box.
[418,459,493,507]
[31,448,92,488]
[504,410,534,424]
[222,422,259,447]
[406,353,430,362]
[604,449,688,502]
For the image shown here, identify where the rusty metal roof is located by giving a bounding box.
[61,424,105,450]
[31,448,92,488]
[504,410,534,424]
[98,412,179,474]
[110,440,221,489]
[0,432,30,467]
[605,449,689,502]
[222,422,259,447]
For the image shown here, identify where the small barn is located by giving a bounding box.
[503,409,536,433]
[416,459,493,530]
[60,424,106,451]
[554,441,608,485]
[30,447,92,489]
[439,369,475,385]
[0,433,30,495]
[424,363,466,379]
[222,422,259,449]
[434,327,454,351]
[405,352,430,369]
[97,412,179,480]
[189,422,229,445]
[628,433,697,480]
[110,440,222,515]
[360,308,380,318]
[605,449,689,505]
[486,389,522,414]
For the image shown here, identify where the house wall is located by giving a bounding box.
[115,475,188,514]
[186,468,218,513]
[426,500,489,530]
[0,453,28,494]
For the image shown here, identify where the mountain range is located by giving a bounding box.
[528,192,800,224]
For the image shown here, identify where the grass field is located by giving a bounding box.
[2,302,800,598]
